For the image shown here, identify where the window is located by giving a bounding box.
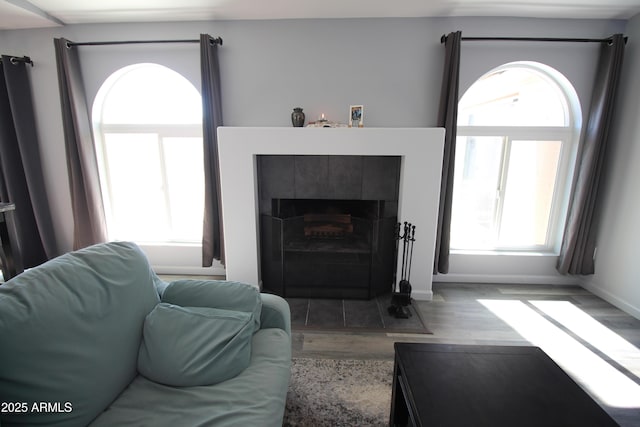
[451,62,581,252]
[92,63,204,244]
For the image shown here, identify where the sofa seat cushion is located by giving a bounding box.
[90,328,292,427]
[0,242,160,427]
[138,303,253,386]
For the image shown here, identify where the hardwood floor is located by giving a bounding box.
[292,282,640,426]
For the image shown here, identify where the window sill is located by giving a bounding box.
[450,249,559,257]
[135,241,201,248]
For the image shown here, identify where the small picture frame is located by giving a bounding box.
[349,105,364,128]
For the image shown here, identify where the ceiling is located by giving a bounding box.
[2,0,640,30]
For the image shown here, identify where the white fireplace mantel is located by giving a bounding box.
[217,127,445,300]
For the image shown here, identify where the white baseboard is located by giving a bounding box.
[432,273,580,286]
[581,280,640,319]
[411,289,434,301]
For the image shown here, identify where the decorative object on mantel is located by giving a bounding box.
[349,105,364,128]
[291,107,305,127]
[306,113,347,128]
[389,221,415,319]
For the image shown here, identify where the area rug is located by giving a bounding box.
[283,357,394,427]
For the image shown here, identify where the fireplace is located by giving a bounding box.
[258,155,400,299]
[261,198,397,298]
[216,127,445,301]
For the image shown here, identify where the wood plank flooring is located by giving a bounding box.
[292,282,640,426]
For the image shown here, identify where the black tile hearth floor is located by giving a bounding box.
[286,293,432,334]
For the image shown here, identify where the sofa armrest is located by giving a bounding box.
[260,293,291,336]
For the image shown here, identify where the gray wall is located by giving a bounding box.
[0,17,631,299]
[582,13,640,318]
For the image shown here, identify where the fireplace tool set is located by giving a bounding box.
[389,221,416,319]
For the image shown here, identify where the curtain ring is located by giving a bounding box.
[10,57,18,65]
[65,41,72,49]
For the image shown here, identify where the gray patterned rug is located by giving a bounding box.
[283,358,394,427]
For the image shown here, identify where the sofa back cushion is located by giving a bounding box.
[0,242,160,426]
[161,279,262,332]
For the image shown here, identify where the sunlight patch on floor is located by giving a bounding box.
[531,300,640,380]
[480,299,640,408]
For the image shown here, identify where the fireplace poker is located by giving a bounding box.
[407,225,416,282]
[400,222,409,283]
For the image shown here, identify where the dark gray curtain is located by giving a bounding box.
[557,34,625,275]
[54,38,107,250]
[434,31,462,274]
[0,55,57,268]
[200,34,225,266]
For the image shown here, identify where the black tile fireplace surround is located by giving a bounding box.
[258,155,401,299]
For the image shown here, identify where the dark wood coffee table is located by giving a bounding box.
[389,343,618,426]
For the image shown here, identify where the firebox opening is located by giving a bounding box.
[273,199,384,254]
[261,198,397,299]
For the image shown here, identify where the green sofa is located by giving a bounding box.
[0,241,291,426]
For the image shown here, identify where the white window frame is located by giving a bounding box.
[95,124,203,244]
[453,62,582,254]
[92,64,204,246]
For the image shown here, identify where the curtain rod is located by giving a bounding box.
[440,35,626,44]
[0,55,34,66]
[66,37,223,48]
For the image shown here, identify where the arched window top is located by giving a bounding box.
[458,62,579,128]
[94,63,201,125]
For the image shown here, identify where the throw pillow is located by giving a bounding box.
[138,303,253,386]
